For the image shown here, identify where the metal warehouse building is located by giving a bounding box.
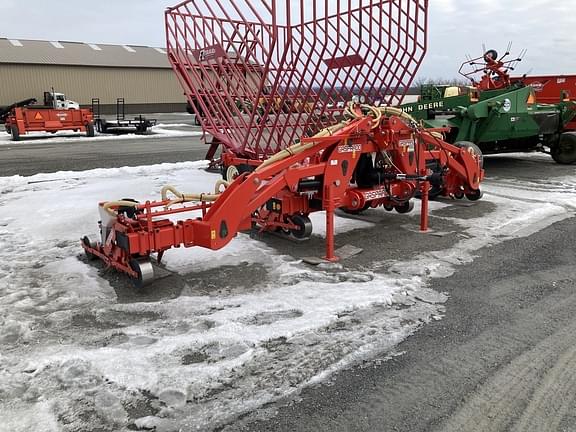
[0,38,187,114]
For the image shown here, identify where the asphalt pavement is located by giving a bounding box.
[229,214,576,432]
[2,123,575,431]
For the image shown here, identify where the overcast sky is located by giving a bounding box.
[1,0,574,79]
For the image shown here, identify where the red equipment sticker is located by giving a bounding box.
[192,44,226,63]
[34,112,43,120]
[324,54,365,70]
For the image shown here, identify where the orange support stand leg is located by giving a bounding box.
[420,181,430,232]
[323,184,339,262]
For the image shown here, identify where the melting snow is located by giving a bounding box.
[0,160,574,431]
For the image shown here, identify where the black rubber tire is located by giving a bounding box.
[86,123,95,137]
[97,120,109,134]
[128,258,155,290]
[551,132,576,165]
[129,259,145,290]
[465,189,484,201]
[395,201,414,214]
[82,236,98,261]
[455,141,484,168]
[290,214,313,239]
[11,126,20,141]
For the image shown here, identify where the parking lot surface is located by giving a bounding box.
[0,132,574,431]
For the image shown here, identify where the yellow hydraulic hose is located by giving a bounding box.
[255,120,350,172]
[102,200,141,216]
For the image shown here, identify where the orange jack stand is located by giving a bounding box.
[323,184,340,262]
[420,181,430,232]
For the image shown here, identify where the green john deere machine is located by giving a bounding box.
[401,49,576,164]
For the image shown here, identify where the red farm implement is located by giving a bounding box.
[5,106,95,141]
[512,75,576,130]
[82,0,486,287]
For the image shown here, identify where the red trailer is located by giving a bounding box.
[5,106,95,141]
[512,74,576,130]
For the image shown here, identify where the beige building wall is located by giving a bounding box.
[0,64,186,107]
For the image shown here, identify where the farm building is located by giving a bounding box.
[0,38,187,114]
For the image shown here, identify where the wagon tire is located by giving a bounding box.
[551,132,576,165]
[86,123,95,137]
[11,126,20,141]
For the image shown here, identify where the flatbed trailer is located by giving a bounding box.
[4,106,94,141]
[92,98,157,135]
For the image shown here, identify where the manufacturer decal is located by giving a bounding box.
[363,188,388,201]
[338,143,362,153]
[502,98,512,113]
[528,80,550,92]
[402,101,444,114]
[399,139,415,151]
[192,44,225,63]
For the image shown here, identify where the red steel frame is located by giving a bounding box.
[165,0,429,160]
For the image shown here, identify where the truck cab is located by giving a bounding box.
[43,91,80,110]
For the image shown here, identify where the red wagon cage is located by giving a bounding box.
[165,0,429,164]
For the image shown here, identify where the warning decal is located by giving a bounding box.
[34,112,43,120]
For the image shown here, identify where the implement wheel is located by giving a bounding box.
[82,236,98,261]
[11,126,20,141]
[465,189,483,201]
[551,132,576,165]
[395,201,414,214]
[290,215,313,239]
[129,258,155,289]
[86,122,95,137]
[224,164,254,182]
